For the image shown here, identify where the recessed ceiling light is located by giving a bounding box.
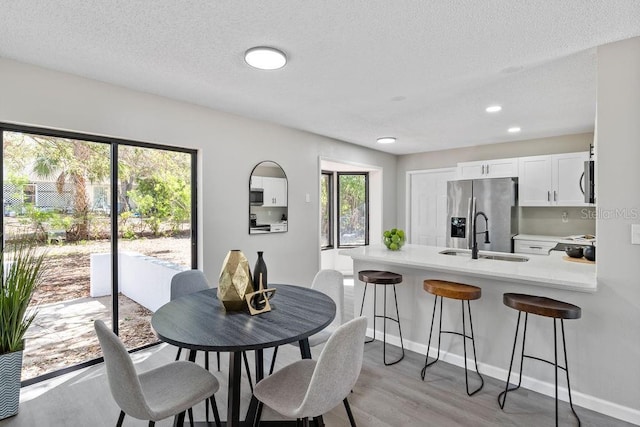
[508,127,521,133]
[244,46,287,70]
[486,105,502,113]
[377,137,396,144]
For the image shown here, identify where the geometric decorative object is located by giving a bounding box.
[245,272,276,316]
[0,349,23,420]
[218,250,254,311]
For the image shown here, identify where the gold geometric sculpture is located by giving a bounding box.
[218,250,254,311]
[246,273,276,316]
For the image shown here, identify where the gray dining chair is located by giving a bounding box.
[171,269,256,392]
[94,319,222,427]
[268,269,345,374]
[254,316,367,427]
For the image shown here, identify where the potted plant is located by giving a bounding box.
[0,240,45,420]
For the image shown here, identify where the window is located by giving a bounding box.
[320,171,333,249]
[337,173,368,247]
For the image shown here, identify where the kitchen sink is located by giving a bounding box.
[439,249,529,262]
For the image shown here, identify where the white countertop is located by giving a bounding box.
[340,244,596,293]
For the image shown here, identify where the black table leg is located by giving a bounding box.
[174,350,198,426]
[228,351,243,427]
[246,349,265,426]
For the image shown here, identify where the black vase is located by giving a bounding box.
[253,251,268,290]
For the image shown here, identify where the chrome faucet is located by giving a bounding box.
[471,211,490,259]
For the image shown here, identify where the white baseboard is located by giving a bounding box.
[365,328,640,425]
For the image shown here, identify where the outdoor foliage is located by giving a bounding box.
[3,132,192,242]
[128,175,191,236]
[0,241,46,354]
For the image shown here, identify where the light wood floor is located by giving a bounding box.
[0,281,633,427]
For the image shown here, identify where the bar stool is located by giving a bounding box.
[498,293,581,426]
[420,279,484,396]
[357,270,405,365]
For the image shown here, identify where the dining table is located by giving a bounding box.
[151,283,336,427]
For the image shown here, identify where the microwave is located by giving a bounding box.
[250,188,264,206]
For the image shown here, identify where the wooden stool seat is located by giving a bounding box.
[424,280,482,301]
[503,293,581,319]
[358,270,403,285]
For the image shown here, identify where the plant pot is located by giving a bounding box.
[0,349,23,420]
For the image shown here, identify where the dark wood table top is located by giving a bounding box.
[151,284,336,352]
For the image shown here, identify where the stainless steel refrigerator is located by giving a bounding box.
[446,178,518,253]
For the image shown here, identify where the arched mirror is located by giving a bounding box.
[249,161,288,234]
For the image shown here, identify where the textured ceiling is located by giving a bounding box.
[1,1,639,155]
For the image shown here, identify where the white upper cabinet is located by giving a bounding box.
[518,152,590,207]
[261,177,287,207]
[457,158,518,179]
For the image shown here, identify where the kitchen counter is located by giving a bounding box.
[340,243,598,410]
[341,244,596,292]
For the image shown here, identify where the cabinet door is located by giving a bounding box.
[486,158,518,178]
[457,161,485,179]
[518,155,553,206]
[250,176,263,189]
[553,152,590,206]
[458,158,518,179]
[262,177,287,207]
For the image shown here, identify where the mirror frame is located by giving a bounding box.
[249,161,288,235]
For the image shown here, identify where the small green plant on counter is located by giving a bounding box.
[383,228,406,251]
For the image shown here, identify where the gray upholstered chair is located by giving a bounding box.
[254,316,367,427]
[94,319,221,427]
[171,269,256,392]
[308,269,345,347]
[268,269,345,374]
[171,270,220,371]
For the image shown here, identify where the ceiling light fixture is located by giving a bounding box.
[508,127,521,133]
[377,137,396,144]
[244,46,287,70]
[486,105,502,113]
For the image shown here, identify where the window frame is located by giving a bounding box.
[336,172,369,248]
[320,171,333,250]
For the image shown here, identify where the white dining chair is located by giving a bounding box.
[94,319,222,427]
[254,316,367,426]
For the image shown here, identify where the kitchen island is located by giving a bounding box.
[340,244,597,412]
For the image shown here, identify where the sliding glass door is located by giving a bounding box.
[1,124,196,382]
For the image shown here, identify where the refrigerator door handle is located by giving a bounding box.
[467,197,476,249]
[547,191,551,202]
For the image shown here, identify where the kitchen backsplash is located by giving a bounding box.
[518,207,596,237]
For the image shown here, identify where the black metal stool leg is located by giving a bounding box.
[421,295,443,379]
[462,300,484,396]
[499,311,523,408]
[359,282,375,344]
[382,283,404,366]
[561,319,581,425]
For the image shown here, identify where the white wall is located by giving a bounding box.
[0,58,397,287]
[591,36,640,415]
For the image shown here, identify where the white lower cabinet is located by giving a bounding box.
[514,239,558,255]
